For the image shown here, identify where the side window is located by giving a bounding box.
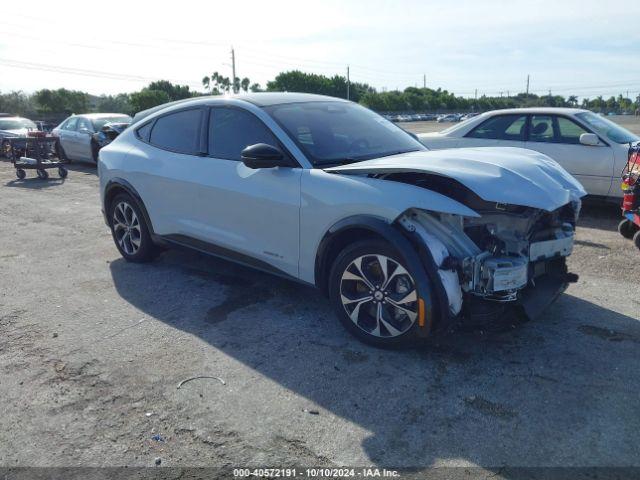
[149,109,202,154]
[529,115,554,143]
[64,117,78,131]
[466,115,527,140]
[208,108,279,161]
[77,118,92,132]
[136,121,153,142]
[556,117,589,144]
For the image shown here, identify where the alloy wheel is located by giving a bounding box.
[112,201,142,255]
[340,254,418,338]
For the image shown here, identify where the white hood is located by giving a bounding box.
[325,147,586,212]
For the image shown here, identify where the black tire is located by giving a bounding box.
[58,167,68,178]
[36,169,49,180]
[91,141,99,164]
[16,169,26,180]
[634,230,640,251]
[108,193,156,263]
[328,239,429,348]
[618,219,639,240]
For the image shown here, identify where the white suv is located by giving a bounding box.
[99,93,585,347]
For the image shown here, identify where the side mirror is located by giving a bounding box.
[241,143,291,169]
[579,133,600,146]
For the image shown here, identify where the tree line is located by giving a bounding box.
[1,70,638,120]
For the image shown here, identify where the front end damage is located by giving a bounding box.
[325,147,587,331]
[397,200,580,329]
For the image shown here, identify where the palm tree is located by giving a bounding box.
[568,95,578,107]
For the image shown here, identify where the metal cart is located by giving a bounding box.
[8,134,68,180]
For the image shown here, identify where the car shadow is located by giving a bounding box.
[109,248,640,471]
[578,199,621,232]
[4,176,66,189]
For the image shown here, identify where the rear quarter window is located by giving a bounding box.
[136,121,153,142]
[148,109,202,155]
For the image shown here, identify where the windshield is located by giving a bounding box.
[92,116,132,130]
[0,118,37,130]
[264,101,425,166]
[575,112,639,144]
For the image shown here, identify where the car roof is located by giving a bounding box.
[0,116,33,121]
[482,107,590,116]
[78,113,132,119]
[131,92,349,124]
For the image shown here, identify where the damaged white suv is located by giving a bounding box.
[99,93,585,347]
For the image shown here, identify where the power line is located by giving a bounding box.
[0,58,200,88]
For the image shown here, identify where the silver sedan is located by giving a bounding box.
[53,113,131,163]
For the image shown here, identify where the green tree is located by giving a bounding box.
[129,89,171,113]
[33,88,89,114]
[146,80,192,101]
[96,93,132,115]
[0,91,38,117]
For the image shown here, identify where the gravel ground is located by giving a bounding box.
[0,150,638,475]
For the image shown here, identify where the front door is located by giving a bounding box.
[524,115,614,196]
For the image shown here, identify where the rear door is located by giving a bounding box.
[524,115,614,196]
[58,117,79,158]
[461,114,527,148]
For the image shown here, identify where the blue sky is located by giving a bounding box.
[0,0,638,99]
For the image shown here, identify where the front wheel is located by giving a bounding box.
[108,193,156,262]
[328,240,428,348]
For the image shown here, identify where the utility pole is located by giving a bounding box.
[346,65,350,100]
[507,90,510,98]
[526,74,530,97]
[231,47,237,94]
[499,91,503,98]
[423,74,426,89]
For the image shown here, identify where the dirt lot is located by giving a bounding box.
[0,128,639,475]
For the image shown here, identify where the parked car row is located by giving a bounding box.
[1,112,131,163]
[383,112,481,123]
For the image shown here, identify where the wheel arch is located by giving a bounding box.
[315,215,449,334]
[104,178,155,236]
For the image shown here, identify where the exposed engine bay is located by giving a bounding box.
[380,172,581,316]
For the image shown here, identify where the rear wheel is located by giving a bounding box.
[618,219,639,239]
[108,193,156,262]
[328,240,427,348]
